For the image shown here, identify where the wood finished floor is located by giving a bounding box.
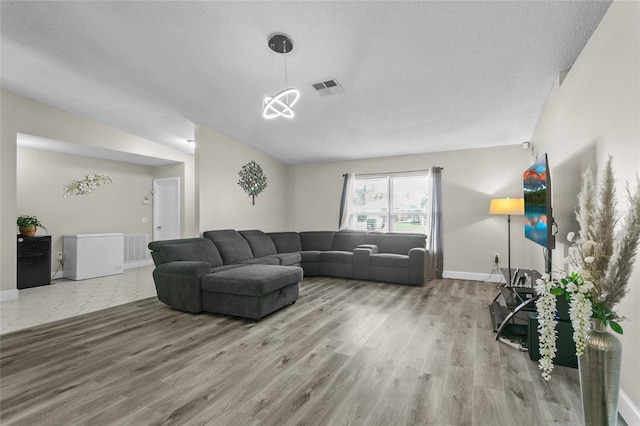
[0,277,583,426]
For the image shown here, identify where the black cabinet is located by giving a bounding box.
[17,235,51,289]
[528,313,578,368]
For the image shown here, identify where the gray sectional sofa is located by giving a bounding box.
[148,229,428,320]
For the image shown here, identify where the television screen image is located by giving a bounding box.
[523,153,555,249]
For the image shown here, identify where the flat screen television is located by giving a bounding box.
[523,153,555,250]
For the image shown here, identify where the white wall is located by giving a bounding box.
[529,0,640,415]
[1,90,197,293]
[17,146,155,271]
[196,124,290,232]
[290,144,535,278]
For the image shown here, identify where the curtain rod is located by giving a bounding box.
[343,167,443,177]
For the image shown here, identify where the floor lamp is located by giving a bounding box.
[489,198,524,285]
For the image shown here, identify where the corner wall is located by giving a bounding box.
[529,0,640,416]
[196,124,290,232]
[17,147,156,272]
[0,90,197,294]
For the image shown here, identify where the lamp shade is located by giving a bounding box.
[489,198,524,215]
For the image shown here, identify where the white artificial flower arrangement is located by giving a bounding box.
[63,173,114,198]
[535,157,640,380]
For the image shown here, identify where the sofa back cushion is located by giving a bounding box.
[203,230,254,264]
[300,231,336,251]
[239,230,278,258]
[268,232,302,253]
[378,233,427,255]
[331,231,367,251]
[148,238,223,267]
[365,232,383,246]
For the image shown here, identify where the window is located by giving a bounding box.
[347,171,430,233]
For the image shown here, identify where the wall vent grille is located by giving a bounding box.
[311,78,344,96]
[124,234,149,263]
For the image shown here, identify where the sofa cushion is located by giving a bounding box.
[210,264,247,273]
[203,230,254,264]
[237,257,280,266]
[267,232,302,253]
[160,239,224,267]
[300,250,321,262]
[239,230,278,258]
[365,232,383,246]
[300,231,335,251]
[201,265,303,296]
[330,231,367,251]
[268,252,302,266]
[319,251,354,264]
[378,233,426,255]
[369,253,410,268]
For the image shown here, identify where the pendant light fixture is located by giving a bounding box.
[262,33,300,120]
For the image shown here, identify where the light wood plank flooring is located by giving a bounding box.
[0,277,584,425]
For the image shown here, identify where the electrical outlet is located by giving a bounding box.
[57,252,63,261]
[494,253,499,265]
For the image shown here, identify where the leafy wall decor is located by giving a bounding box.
[63,173,114,198]
[237,161,267,205]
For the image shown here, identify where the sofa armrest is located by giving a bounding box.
[155,261,211,277]
[353,246,375,280]
[356,244,379,254]
[408,248,428,285]
[152,261,210,313]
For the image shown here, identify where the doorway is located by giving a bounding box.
[152,177,180,241]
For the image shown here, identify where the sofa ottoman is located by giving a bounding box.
[200,264,302,321]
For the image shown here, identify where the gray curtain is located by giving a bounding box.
[338,173,354,230]
[428,167,443,279]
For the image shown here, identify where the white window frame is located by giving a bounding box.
[347,170,431,234]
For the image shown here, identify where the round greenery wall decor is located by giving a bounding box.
[237,161,267,205]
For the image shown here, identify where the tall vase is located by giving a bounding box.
[578,319,622,426]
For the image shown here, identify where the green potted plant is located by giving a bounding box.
[17,215,47,237]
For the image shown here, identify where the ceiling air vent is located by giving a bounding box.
[311,78,344,96]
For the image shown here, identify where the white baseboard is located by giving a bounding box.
[0,289,19,302]
[52,271,64,280]
[620,389,640,426]
[123,259,154,269]
[442,270,502,283]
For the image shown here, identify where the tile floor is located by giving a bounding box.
[0,265,157,335]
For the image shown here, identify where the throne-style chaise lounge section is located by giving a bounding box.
[148,229,428,320]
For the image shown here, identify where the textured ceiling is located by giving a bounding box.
[1,1,611,164]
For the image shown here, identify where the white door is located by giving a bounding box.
[153,177,180,241]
